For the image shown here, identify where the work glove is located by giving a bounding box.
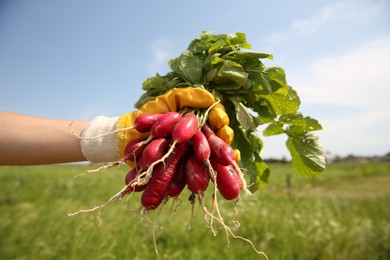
[80,87,234,164]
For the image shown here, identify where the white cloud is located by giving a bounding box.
[317,108,390,157]
[147,37,173,75]
[291,36,390,109]
[261,0,389,52]
[261,2,345,50]
[291,2,344,35]
[286,36,390,157]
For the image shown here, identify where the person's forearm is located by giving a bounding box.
[0,112,88,165]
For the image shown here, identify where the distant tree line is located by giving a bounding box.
[329,152,390,163]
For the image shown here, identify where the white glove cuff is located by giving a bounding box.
[80,116,120,163]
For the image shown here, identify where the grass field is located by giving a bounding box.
[0,162,389,260]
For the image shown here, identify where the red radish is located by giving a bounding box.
[166,158,187,197]
[138,138,169,169]
[211,159,242,200]
[151,112,182,138]
[110,113,162,137]
[208,134,235,166]
[141,142,189,210]
[185,155,213,233]
[201,123,215,138]
[185,155,210,194]
[128,112,181,162]
[125,168,147,191]
[202,124,251,195]
[145,112,199,175]
[121,168,146,195]
[192,129,211,163]
[120,168,146,198]
[171,113,199,144]
[131,112,182,159]
[191,129,215,193]
[123,137,148,162]
[202,125,235,166]
[133,113,163,133]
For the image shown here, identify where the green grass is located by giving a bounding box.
[0,162,389,260]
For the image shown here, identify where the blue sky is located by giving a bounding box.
[1,0,389,159]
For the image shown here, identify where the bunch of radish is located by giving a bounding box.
[118,109,249,211]
[68,108,265,258]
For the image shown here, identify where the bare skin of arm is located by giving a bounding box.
[0,112,88,165]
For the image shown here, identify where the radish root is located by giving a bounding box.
[198,194,268,260]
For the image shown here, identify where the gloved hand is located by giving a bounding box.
[80,87,234,164]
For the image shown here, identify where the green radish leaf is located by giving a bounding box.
[209,39,229,54]
[264,66,287,92]
[263,123,285,136]
[169,50,203,84]
[203,53,223,70]
[214,81,243,90]
[286,132,326,177]
[205,68,218,83]
[213,60,248,87]
[304,116,323,131]
[279,113,305,126]
[227,32,251,48]
[250,153,270,191]
[258,85,300,116]
[230,120,268,192]
[230,99,255,131]
[223,50,273,63]
[285,115,323,137]
[254,73,273,93]
[142,74,168,92]
[134,92,158,109]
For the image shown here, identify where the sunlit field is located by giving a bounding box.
[0,162,389,259]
